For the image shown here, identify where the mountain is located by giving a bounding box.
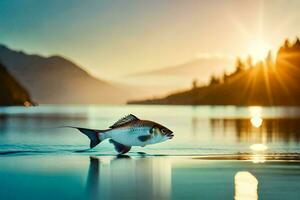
[132,57,234,78]
[0,62,32,106]
[122,57,234,97]
[128,39,300,106]
[0,44,131,104]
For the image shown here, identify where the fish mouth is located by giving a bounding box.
[166,131,174,139]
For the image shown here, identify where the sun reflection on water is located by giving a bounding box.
[250,144,268,151]
[250,143,267,163]
[251,154,266,164]
[248,107,268,163]
[234,171,258,200]
[249,107,263,128]
[250,117,263,128]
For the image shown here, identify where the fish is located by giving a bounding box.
[68,114,174,154]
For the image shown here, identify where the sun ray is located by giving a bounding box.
[248,68,259,104]
[277,54,300,74]
[241,69,256,104]
[262,62,273,104]
[271,65,292,100]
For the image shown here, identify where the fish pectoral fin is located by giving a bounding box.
[109,139,131,154]
[138,135,152,142]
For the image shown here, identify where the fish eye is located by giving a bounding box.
[161,128,166,134]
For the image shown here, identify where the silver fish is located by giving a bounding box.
[68,114,174,154]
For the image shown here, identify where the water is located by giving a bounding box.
[1,105,300,199]
[1,105,300,155]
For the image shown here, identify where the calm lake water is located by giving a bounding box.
[1,105,300,199]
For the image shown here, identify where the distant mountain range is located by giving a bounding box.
[0,44,135,104]
[123,57,234,96]
[0,44,237,105]
[132,57,234,77]
[0,62,32,106]
[128,38,300,106]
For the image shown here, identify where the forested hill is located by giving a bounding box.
[0,62,32,106]
[128,38,300,106]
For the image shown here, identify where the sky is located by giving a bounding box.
[1,0,300,80]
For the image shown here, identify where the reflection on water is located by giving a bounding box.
[207,106,300,146]
[251,154,266,164]
[86,157,101,200]
[234,171,258,200]
[86,156,171,200]
[250,117,263,128]
[250,107,263,128]
[1,156,300,200]
[250,144,268,151]
[1,106,300,200]
[209,118,300,144]
[250,144,267,164]
[1,105,300,154]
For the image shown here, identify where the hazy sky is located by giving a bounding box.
[1,0,300,80]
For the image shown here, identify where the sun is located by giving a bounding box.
[248,39,271,63]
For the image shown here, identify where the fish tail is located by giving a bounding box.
[65,126,108,149]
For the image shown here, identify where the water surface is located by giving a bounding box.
[1,105,300,155]
[1,105,300,199]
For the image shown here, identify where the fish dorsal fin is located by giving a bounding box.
[109,114,139,128]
